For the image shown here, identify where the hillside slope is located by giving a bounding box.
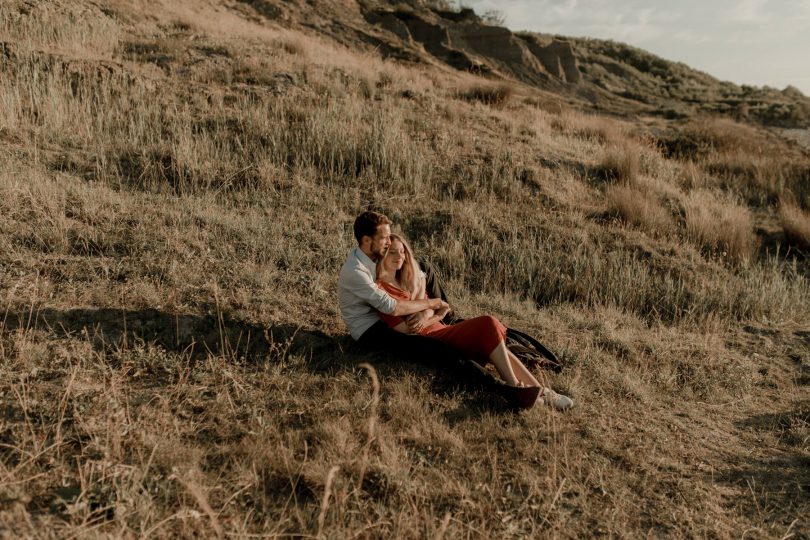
[271,0,810,126]
[1,0,809,537]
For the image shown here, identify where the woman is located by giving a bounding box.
[375,234,573,410]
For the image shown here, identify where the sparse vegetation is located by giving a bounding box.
[1,0,808,537]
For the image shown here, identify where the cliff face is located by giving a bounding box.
[364,6,582,88]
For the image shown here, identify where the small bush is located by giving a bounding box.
[683,190,755,263]
[678,160,710,190]
[682,117,768,156]
[551,111,624,144]
[604,184,671,234]
[596,144,640,183]
[779,203,810,251]
[272,37,305,56]
[459,83,513,107]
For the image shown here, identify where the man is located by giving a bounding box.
[338,211,454,358]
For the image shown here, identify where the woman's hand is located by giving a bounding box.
[405,310,432,332]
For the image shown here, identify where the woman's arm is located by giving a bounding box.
[404,276,435,331]
[411,306,451,332]
[390,321,413,334]
[390,297,445,317]
[390,306,449,334]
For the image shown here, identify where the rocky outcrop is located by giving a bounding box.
[366,10,412,43]
[367,10,485,72]
[520,35,582,84]
[364,7,581,86]
[449,23,550,83]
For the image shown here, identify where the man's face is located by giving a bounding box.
[369,224,391,261]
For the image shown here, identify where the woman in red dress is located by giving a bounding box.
[375,234,573,409]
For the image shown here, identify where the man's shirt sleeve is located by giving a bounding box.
[343,267,397,315]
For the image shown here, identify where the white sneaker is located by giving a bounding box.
[540,388,573,410]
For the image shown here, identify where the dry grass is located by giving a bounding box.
[664,117,810,210]
[551,110,626,145]
[678,159,711,190]
[780,203,810,251]
[595,143,641,183]
[458,83,514,107]
[682,190,756,263]
[604,183,672,234]
[1,1,809,537]
[0,0,121,57]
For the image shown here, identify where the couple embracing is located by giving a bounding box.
[338,211,573,410]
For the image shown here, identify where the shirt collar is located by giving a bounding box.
[353,247,377,274]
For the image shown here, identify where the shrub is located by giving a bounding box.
[678,160,710,190]
[779,203,810,251]
[604,184,671,234]
[551,111,624,145]
[459,83,513,107]
[683,190,755,263]
[596,144,640,183]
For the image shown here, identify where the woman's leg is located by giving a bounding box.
[506,349,543,387]
[488,341,528,386]
[425,316,537,387]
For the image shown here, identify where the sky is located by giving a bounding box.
[460,0,810,95]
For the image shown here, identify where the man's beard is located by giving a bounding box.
[371,245,386,261]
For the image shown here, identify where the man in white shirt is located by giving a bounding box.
[338,211,455,359]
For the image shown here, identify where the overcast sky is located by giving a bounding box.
[460,0,810,95]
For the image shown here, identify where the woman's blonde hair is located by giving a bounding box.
[380,234,426,300]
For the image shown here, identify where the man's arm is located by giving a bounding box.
[390,297,446,317]
[389,305,450,335]
[340,264,445,317]
[407,305,450,332]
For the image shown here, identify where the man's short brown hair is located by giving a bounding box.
[353,211,391,243]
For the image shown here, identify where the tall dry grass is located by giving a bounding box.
[3,41,799,327]
[595,143,641,183]
[458,82,514,107]
[666,117,810,210]
[550,110,626,145]
[682,190,756,263]
[0,0,120,57]
[0,51,432,198]
[1,3,809,537]
[604,183,672,234]
[419,205,807,325]
[779,202,810,251]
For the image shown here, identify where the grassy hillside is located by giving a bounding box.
[1,0,809,537]
[565,37,810,125]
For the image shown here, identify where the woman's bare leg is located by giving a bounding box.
[488,341,522,386]
[506,350,542,387]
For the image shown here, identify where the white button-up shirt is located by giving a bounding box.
[338,247,397,340]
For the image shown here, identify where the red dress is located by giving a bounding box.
[376,280,507,365]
